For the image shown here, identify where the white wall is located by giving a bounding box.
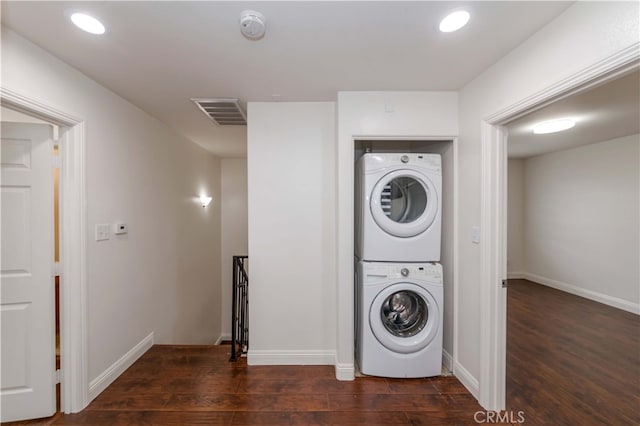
[220,158,248,339]
[439,142,455,362]
[522,134,640,312]
[170,140,221,344]
[336,91,459,379]
[507,159,525,276]
[247,102,336,364]
[1,28,222,392]
[458,1,639,400]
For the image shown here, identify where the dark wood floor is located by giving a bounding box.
[10,279,638,425]
[506,279,640,425]
[10,345,495,426]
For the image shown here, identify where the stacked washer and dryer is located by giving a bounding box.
[355,153,443,378]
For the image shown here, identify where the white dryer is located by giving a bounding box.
[355,153,441,262]
[356,261,443,378]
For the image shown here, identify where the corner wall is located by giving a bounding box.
[1,28,223,395]
[247,102,337,364]
[522,134,639,312]
[220,158,248,339]
[507,159,525,277]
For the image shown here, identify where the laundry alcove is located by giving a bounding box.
[353,138,457,372]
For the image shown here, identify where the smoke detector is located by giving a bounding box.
[240,10,266,40]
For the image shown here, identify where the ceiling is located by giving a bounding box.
[507,70,640,159]
[1,1,573,157]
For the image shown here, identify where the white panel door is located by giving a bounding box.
[1,122,55,422]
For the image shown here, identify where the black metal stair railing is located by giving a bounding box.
[229,255,249,362]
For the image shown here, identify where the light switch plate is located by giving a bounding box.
[95,223,110,241]
[471,226,480,244]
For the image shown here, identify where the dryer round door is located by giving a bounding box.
[370,170,438,238]
[369,283,440,354]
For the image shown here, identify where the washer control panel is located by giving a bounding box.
[364,263,442,283]
[389,264,441,279]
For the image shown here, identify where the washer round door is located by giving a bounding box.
[369,283,440,354]
[370,169,438,238]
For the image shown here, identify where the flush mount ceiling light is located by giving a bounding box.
[70,12,105,35]
[439,10,470,33]
[240,10,266,40]
[533,118,576,134]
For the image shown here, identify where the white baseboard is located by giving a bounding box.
[442,349,453,373]
[523,272,640,315]
[247,349,336,366]
[335,361,355,381]
[214,333,231,345]
[507,271,526,280]
[88,332,154,401]
[453,360,479,400]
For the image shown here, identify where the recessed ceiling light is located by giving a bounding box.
[439,10,470,33]
[533,118,576,134]
[70,13,106,35]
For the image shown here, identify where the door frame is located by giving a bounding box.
[1,87,89,413]
[478,44,640,410]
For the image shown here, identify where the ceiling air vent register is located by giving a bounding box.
[191,98,247,126]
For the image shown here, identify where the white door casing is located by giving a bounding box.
[479,45,640,411]
[1,87,89,415]
[1,122,56,422]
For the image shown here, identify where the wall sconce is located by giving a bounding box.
[199,196,212,208]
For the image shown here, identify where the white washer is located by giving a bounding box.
[355,153,441,262]
[356,261,443,378]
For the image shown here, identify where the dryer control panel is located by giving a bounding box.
[361,153,441,174]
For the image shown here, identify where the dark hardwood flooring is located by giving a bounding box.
[9,345,494,425]
[11,279,637,425]
[506,279,640,425]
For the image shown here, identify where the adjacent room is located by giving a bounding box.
[505,71,640,424]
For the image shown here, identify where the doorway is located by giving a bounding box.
[478,41,640,410]
[503,71,640,423]
[1,88,89,418]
